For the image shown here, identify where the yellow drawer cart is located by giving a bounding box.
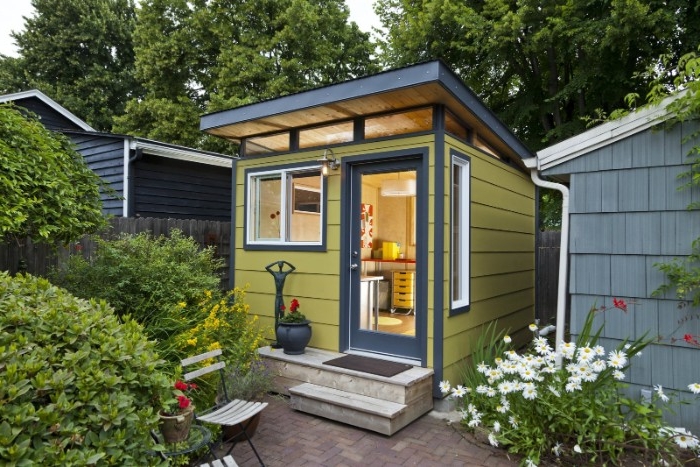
[391,270,415,315]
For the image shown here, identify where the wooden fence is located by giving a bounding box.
[536,230,567,325]
[0,217,231,286]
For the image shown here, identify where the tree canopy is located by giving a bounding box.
[112,0,379,151]
[0,0,141,132]
[0,105,107,244]
[375,0,700,150]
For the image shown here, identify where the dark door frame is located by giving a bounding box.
[339,147,430,365]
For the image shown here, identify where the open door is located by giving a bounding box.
[343,156,425,363]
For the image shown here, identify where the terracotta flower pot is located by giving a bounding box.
[159,407,195,443]
[276,320,312,355]
[222,411,262,442]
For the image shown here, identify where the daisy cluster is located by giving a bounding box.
[440,325,700,466]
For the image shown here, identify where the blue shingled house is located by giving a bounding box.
[529,94,700,432]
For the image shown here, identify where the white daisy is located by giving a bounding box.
[493,421,501,433]
[525,458,537,467]
[451,385,467,398]
[613,370,625,380]
[591,359,607,372]
[439,380,451,394]
[503,335,512,344]
[607,349,628,369]
[560,341,576,359]
[577,345,595,362]
[529,323,538,332]
[476,362,489,374]
[522,386,538,400]
[509,415,519,428]
[688,383,700,394]
[574,444,583,453]
[488,432,499,447]
[552,442,562,456]
[654,384,670,402]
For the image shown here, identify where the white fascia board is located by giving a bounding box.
[0,89,96,131]
[536,92,684,171]
[130,140,233,168]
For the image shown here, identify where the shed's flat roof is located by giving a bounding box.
[200,61,533,164]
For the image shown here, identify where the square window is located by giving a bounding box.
[247,167,324,246]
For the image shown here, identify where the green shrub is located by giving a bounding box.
[0,272,171,466]
[50,230,225,364]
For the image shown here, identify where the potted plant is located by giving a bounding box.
[158,380,197,443]
[219,360,275,440]
[276,298,312,354]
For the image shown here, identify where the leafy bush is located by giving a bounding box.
[0,272,171,466]
[0,104,107,244]
[50,230,225,364]
[442,303,700,466]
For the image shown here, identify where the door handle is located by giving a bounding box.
[350,263,359,270]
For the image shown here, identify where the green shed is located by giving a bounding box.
[200,61,536,430]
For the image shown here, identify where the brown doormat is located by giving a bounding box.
[323,354,413,377]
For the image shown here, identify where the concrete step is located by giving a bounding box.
[259,346,434,435]
[289,383,428,436]
[259,346,433,404]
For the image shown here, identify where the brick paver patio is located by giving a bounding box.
[219,394,519,467]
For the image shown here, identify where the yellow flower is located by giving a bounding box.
[178,302,187,308]
[187,338,197,346]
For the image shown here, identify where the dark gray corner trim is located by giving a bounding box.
[433,129,445,396]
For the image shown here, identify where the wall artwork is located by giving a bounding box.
[361,203,373,248]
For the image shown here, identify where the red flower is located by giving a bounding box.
[174,380,188,391]
[612,298,627,312]
[290,298,300,313]
[177,395,191,410]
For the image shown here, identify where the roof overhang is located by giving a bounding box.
[536,92,686,172]
[200,61,533,166]
[0,89,96,132]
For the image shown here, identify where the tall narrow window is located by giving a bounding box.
[247,167,324,246]
[451,154,470,311]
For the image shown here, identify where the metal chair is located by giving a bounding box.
[182,349,267,466]
[200,455,239,467]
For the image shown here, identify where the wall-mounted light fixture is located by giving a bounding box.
[317,148,339,177]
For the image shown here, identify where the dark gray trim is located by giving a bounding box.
[433,126,446,396]
[200,61,533,161]
[448,149,472,317]
[242,161,328,252]
[229,158,238,289]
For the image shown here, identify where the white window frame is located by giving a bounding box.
[246,166,324,247]
[451,154,470,311]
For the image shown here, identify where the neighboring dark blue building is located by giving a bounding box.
[1,89,233,221]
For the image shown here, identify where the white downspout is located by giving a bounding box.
[523,157,569,368]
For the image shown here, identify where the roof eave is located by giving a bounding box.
[0,89,96,132]
[536,92,685,171]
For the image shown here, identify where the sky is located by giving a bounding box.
[0,0,381,58]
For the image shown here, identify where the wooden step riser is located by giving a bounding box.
[290,389,434,436]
